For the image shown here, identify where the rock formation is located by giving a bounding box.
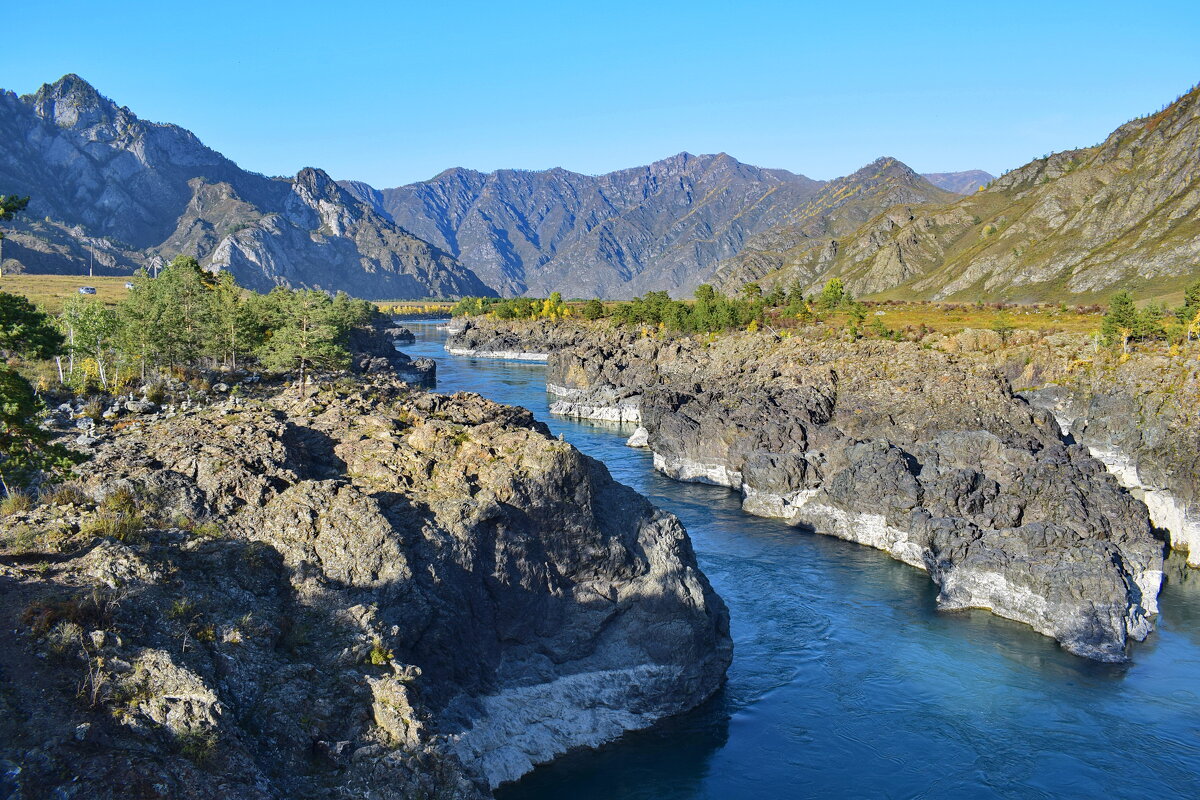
[0,371,731,797]
[451,318,1168,661]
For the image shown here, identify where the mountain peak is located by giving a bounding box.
[25,73,120,128]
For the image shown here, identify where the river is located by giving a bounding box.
[398,320,1200,799]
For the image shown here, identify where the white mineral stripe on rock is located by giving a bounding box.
[741,485,820,520]
[445,347,549,361]
[786,498,928,570]
[447,665,680,789]
[652,453,743,489]
[549,400,641,423]
[1089,446,1200,568]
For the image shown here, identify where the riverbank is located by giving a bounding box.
[0,326,731,798]
[448,317,1200,661]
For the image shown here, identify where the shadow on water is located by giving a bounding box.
[397,320,1200,800]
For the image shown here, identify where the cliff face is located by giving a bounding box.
[450,319,1167,661]
[344,153,825,299]
[0,378,730,797]
[0,75,493,299]
[717,85,1200,302]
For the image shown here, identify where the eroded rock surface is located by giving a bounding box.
[523,321,1167,661]
[0,378,730,798]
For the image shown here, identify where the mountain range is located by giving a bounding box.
[713,85,1200,302]
[341,157,986,299]
[0,75,492,299]
[3,73,1195,303]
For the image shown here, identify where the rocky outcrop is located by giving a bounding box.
[445,318,611,361]
[0,378,730,797]
[1014,349,1200,567]
[349,314,435,385]
[0,75,494,299]
[530,321,1167,661]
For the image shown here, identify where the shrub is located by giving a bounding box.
[43,484,90,508]
[21,588,122,637]
[101,486,139,514]
[0,490,33,516]
[368,639,394,666]
[80,399,105,422]
[167,598,198,621]
[80,509,144,542]
[176,728,218,765]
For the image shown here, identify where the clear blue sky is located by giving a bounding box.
[5,1,1198,187]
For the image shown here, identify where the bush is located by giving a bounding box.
[0,489,33,516]
[80,509,144,542]
[43,484,91,507]
[21,588,122,637]
[176,728,218,765]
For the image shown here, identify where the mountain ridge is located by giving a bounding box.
[0,75,494,299]
[710,83,1200,302]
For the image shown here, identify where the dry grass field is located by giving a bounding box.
[0,274,133,313]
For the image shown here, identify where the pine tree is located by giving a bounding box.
[0,366,83,495]
[256,290,350,385]
[0,291,63,359]
[580,299,605,320]
[818,278,846,310]
[115,269,168,380]
[1101,292,1139,346]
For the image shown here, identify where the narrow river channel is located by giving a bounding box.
[398,320,1200,800]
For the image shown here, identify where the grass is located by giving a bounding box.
[0,274,133,312]
[771,301,1105,336]
[0,490,34,517]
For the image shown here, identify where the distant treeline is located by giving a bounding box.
[452,280,862,334]
[455,279,1200,346]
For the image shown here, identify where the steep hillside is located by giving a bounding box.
[0,75,493,299]
[343,154,825,298]
[921,170,994,194]
[709,158,957,292]
[725,84,1200,302]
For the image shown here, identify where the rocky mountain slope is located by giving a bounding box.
[448,318,1171,661]
[713,84,1200,302]
[0,372,731,797]
[341,153,825,299]
[0,75,493,299]
[344,155,992,300]
[921,170,994,194]
[709,158,957,292]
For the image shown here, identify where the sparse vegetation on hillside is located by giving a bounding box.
[0,257,381,495]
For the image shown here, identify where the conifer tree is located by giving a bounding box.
[256,290,350,385]
[0,194,30,277]
[1101,291,1139,346]
[0,291,63,359]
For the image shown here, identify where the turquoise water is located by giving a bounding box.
[399,320,1200,800]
